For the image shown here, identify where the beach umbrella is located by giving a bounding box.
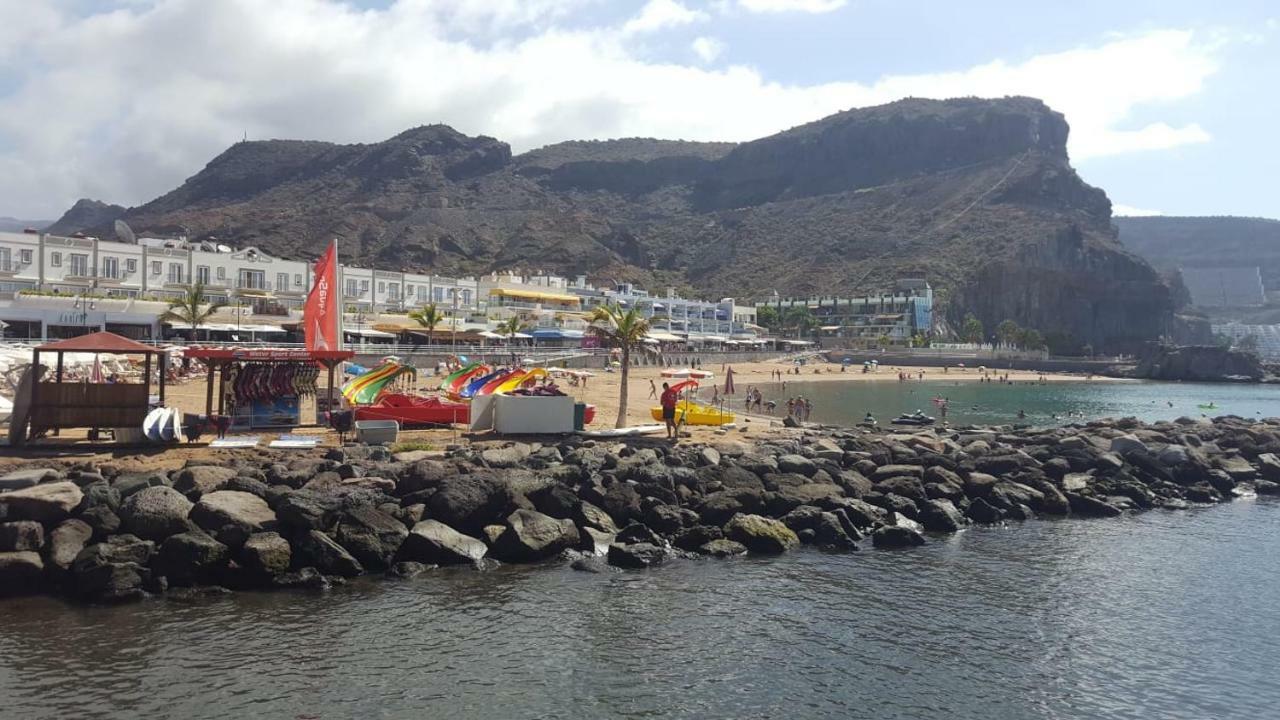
[724,366,736,395]
[90,354,104,383]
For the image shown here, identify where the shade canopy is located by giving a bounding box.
[35,331,161,355]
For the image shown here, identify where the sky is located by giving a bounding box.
[0,0,1276,221]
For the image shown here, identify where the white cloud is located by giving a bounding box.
[1112,204,1164,216]
[691,36,726,63]
[623,0,707,35]
[0,1,1230,217]
[738,0,847,13]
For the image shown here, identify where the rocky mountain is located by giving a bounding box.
[45,199,127,236]
[56,97,1175,353]
[1115,216,1280,290]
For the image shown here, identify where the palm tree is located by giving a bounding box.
[497,316,526,341]
[587,303,650,428]
[159,284,224,340]
[409,303,445,345]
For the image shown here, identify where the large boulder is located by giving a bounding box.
[276,490,341,531]
[118,486,194,541]
[0,482,83,523]
[156,531,229,584]
[72,535,155,602]
[399,520,488,565]
[871,525,926,548]
[1066,492,1123,518]
[0,468,60,491]
[46,519,93,571]
[724,514,799,554]
[766,482,845,516]
[575,501,619,534]
[191,491,278,541]
[172,466,237,499]
[298,530,364,577]
[334,507,409,571]
[398,459,458,495]
[776,454,818,477]
[918,499,965,533]
[526,483,580,519]
[426,475,513,535]
[698,539,748,557]
[480,444,532,469]
[0,552,44,595]
[240,532,292,578]
[493,509,580,562]
[111,472,169,500]
[606,542,667,569]
[873,476,927,502]
[1109,434,1150,456]
[697,488,765,525]
[80,506,121,540]
[0,520,44,552]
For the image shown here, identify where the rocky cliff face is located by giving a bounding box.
[1131,345,1264,382]
[1116,216,1280,291]
[56,97,1173,353]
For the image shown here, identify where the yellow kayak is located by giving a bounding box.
[650,400,735,426]
[495,367,547,394]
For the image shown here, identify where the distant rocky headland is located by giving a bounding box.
[3,416,1278,603]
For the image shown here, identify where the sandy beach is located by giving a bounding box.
[0,357,1107,473]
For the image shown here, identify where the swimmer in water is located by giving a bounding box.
[1017,409,1026,419]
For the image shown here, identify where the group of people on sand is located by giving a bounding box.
[742,386,766,413]
[787,396,813,421]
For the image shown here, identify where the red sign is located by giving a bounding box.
[305,241,339,351]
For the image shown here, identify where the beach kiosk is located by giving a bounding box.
[13,331,166,446]
[183,347,354,429]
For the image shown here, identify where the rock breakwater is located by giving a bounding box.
[3,415,1279,602]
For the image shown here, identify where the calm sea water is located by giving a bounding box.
[747,377,1280,427]
[2,500,1278,719]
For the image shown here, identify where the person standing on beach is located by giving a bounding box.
[660,382,678,440]
[648,379,657,399]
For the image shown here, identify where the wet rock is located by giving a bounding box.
[871,525,926,548]
[118,486,194,541]
[570,556,609,573]
[575,500,619,534]
[616,522,662,545]
[72,535,155,602]
[1215,456,1257,481]
[607,542,667,569]
[493,509,580,562]
[0,520,44,552]
[966,497,1003,523]
[191,491,277,543]
[873,476,927,502]
[386,560,432,579]
[0,552,44,595]
[698,488,765,525]
[172,466,237,499]
[0,482,83,523]
[1256,453,1280,482]
[47,519,93,571]
[724,513,799,554]
[240,532,292,578]
[427,475,515,535]
[964,472,997,497]
[643,504,688,535]
[333,506,409,571]
[0,468,59,491]
[667,524,718,552]
[1066,492,1123,517]
[1255,479,1280,495]
[698,539,748,557]
[272,567,330,590]
[579,527,616,554]
[298,530,364,577]
[766,481,846,516]
[156,531,229,584]
[400,520,488,565]
[527,483,580,519]
[1184,483,1223,504]
[919,499,966,533]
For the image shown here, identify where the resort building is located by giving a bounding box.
[0,231,759,347]
[757,279,934,347]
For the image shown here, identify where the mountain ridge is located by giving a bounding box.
[47,96,1172,353]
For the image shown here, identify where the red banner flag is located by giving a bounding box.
[304,241,339,351]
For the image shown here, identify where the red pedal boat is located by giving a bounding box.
[353,393,470,426]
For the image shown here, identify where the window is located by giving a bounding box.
[294,273,302,287]
[277,273,289,291]
[168,262,183,284]
[101,256,119,279]
[418,286,428,301]
[0,247,9,271]
[151,261,162,275]
[196,265,210,285]
[346,279,359,297]
[388,284,400,301]
[20,249,32,264]
[50,251,62,267]
[405,283,414,294]
[461,290,471,305]
[126,258,137,274]
[377,281,385,294]
[433,287,444,302]
[216,266,225,280]
[360,280,369,293]
[69,254,89,276]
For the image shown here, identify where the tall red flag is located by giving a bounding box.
[304,241,339,351]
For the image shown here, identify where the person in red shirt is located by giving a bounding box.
[660,382,678,440]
